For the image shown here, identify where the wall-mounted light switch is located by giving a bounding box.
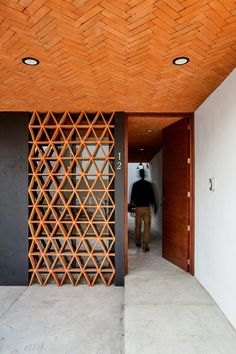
[209,177,215,191]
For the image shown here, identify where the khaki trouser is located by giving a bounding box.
[135,207,151,247]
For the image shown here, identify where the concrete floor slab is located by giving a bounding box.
[126,247,215,306]
[0,287,27,318]
[125,221,236,354]
[125,303,236,354]
[0,286,124,354]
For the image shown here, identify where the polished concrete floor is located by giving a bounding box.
[0,286,124,354]
[1,223,236,353]
[125,220,236,354]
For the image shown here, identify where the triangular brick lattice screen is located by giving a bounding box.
[28,111,115,286]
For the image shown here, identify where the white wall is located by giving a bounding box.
[150,150,163,234]
[195,69,236,329]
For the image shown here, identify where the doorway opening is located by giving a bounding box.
[126,113,194,275]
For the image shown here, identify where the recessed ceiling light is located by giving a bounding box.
[173,57,189,65]
[139,148,144,151]
[146,129,153,133]
[22,57,40,66]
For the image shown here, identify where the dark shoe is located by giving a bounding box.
[136,242,141,248]
[144,247,150,252]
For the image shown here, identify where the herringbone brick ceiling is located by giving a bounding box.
[0,0,235,112]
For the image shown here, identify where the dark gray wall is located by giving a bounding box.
[0,112,29,285]
[115,112,126,286]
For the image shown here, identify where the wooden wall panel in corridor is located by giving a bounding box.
[28,111,115,286]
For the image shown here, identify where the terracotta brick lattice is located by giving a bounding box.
[28,111,115,286]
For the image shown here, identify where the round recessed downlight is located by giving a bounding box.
[139,148,144,151]
[173,57,189,65]
[22,57,40,66]
[146,129,153,133]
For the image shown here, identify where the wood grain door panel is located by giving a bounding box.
[162,117,190,272]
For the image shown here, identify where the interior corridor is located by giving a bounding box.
[1,221,236,353]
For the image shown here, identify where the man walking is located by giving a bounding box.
[130,168,157,252]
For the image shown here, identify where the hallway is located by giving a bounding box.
[125,220,236,354]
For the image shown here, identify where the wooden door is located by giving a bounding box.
[162,117,192,272]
